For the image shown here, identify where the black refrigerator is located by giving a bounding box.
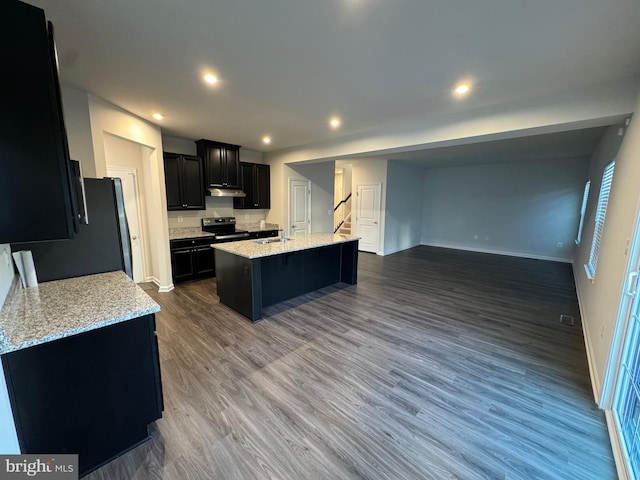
[12,178,133,282]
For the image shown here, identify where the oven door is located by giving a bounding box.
[213,232,250,243]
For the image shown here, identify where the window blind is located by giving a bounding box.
[575,181,591,245]
[586,161,615,278]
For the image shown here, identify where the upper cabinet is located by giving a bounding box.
[234,162,271,209]
[163,153,205,210]
[195,139,241,189]
[1,1,78,243]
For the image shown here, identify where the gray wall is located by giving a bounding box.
[421,157,590,261]
[289,162,335,233]
[384,161,424,255]
[61,86,96,177]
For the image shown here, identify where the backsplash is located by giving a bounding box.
[0,244,15,308]
[167,197,269,229]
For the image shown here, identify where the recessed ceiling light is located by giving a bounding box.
[204,73,218,84]
[454,83,471,95]
[330,117,341,128]
[152,113,164,120]
[262,136,271,144]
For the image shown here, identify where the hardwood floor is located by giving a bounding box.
[86,246,616,479]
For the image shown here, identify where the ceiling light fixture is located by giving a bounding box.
[330,117,341,129]
[203,73,218,84]
[454,83,471,95]
[152,113,164,120]
[262,136,271,144]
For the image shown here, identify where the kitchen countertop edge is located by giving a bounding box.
[0,271,160,355]
[212,233,360,259]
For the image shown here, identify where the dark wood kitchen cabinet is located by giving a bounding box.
[1,1,79,243]
[2,314,163,477]
[234,162,271,209]
[163,152,205,210]
[170,237,216,283]
[195,139,241,188]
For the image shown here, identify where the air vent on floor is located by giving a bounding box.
[559,314,575,326]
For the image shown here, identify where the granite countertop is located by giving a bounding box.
[0,271,160,355]
[169,227,215,240]
[169,223,280,241]
[212,233,359,259]
[236,222,281,233]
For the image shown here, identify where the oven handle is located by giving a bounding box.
[214,232,250,242]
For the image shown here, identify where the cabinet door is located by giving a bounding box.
[171,247,194,283]
[181,155,205,209]
[255,164,271,209]
[0,2,75,243]
[204,145,224,187]
[2,314,162,477]
[163,153,183,210]
[224,147,240,188]
[235,162,254,208]
[193,246,215,277]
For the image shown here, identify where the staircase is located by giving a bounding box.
[334,194,352,234]
[338,216,351,235]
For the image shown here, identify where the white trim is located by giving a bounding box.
[106,164,148,282]
[158,284,175,293]
[420,242,572,263]
[287,177,312,236]
[149,276,174,293]
[381,244,422,256]
[606,409,630,480]
[572,261,602,403]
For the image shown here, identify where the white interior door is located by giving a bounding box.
[106,166,145,283]
[355,183,381,253]
[289,179,311,236]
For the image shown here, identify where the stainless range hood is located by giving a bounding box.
[207,187,246,197]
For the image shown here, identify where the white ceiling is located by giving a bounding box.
[27,0,640,153]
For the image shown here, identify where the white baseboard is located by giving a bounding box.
[381,243,422,256]
[572,261,601,403]
[148,276,174,293]
[420,242,572,263]
[606,409,630,480]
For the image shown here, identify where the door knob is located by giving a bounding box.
[132,236,138,240]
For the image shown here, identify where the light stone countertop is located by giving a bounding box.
[0,271,160,355]
[236,222,281,233]
[212,233,359,259]
[169,227,215,240]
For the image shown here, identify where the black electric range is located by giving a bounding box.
[201,217,250,243]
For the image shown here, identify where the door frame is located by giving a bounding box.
[355,183,382,254]
[602,193,640,409]
[288,177,311,236]
[106,164,146,282]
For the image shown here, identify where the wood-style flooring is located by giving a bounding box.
[86,246,616,479]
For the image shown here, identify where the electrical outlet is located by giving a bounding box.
[473,235,478,240]
[557,242,563,248]
[177,216,183,223]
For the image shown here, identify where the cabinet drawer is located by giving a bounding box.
[170,236,215,249]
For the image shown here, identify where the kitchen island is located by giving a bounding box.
[213,233,359,322]
[0,271,163,477]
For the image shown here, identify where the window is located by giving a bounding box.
[575,181,591,245]
[585,161,615,279]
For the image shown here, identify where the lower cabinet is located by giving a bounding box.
[1,314,163,477]
[170,237,216,283]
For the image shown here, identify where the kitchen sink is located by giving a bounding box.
[253,238,291,244]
